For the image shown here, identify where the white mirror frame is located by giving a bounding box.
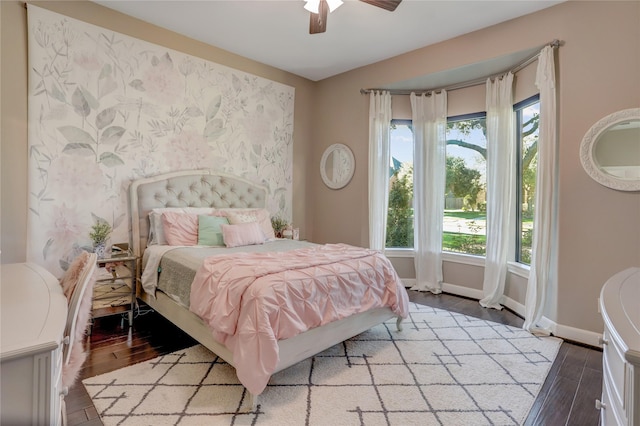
[579,108,640,192]
[320,143,355,190]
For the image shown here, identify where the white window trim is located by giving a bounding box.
[385,248,531,279]
[507,261,530,279]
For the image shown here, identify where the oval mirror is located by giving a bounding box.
[320,143,355,189]
[580,108,640,191]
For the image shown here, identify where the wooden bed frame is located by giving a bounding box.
[129,169,402,410]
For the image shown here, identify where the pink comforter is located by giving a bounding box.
[189,243,409,395]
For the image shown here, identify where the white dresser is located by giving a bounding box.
[598,267,640,426]
[1,263,67,426]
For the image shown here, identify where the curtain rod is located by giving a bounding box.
[360,39,562,96]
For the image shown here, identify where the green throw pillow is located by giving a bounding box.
[197,215,229,246]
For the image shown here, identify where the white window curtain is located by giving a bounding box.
[410,91,447,293]
[479,72,515,310]
[368,91,392,251]
[523,46,558,334]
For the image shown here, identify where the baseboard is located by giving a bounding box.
[498,295,601,347]
[500,295,526,318]
[442,282,484,300]
[401,278,415,289]
[401,279,484,300]
[401,279,602,347]
[552,323,603,348]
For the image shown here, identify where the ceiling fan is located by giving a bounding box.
[306,0,403,34]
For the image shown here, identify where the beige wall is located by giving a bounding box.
[310,0,640,335]
[2,1,639,338]
[0,0,315,263]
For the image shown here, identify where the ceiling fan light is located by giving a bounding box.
[304,0,320,14]
[326,0,344,13]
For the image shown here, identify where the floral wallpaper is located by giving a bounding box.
[26,6,295,277]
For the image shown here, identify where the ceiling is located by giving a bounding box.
[92,0,563,82]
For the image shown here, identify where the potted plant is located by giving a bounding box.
[271,216,288,239]
[89,220,112,258]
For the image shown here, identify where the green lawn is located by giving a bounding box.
[387,209,532,253]
[443,231,486,255]
[444,210,533,224]
[444,210,485,220]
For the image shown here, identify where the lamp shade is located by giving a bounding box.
[304,0,320,13]
[326,0,344,12]
[304,0,343,14]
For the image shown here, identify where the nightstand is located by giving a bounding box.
[94,247,137,328]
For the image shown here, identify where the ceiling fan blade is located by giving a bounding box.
[310,0,328,34]
[359,0,402,12]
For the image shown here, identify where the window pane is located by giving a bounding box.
[444,116,487,256]
[387,122,414,248]
[517,100,539,264]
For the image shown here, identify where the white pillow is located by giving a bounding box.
[220,222,266,248]
[217,208,276,241]
[148,207,216,245]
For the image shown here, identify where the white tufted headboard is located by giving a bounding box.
[129,170,268,260]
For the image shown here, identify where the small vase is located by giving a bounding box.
[94,242,107,259]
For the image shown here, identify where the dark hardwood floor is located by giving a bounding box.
[67,291,603,425]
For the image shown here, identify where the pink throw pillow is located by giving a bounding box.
[221,222,266,248]
[223,209,276,240]
[162,212,199,246]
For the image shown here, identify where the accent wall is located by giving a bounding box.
[26,5,295,276]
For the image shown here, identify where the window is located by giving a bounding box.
[386,102,538,266]
[387,116,489,256]
[387,120,414,248]
[515,95,540,265]
[444,114,487,256]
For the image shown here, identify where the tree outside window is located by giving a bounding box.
[387,122,414,248]
[443,115,487,255]
[516,96,540,265]
[386,118,489,255]
[386,104,538,267]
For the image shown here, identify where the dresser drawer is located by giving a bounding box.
[602,329,626,409]
[52,345,64,426]
[601,358,627,426]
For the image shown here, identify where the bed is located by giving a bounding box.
[129,169,409,410]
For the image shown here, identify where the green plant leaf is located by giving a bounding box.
[129,79,145,91]
[99,152,125,167]
[91,213,109,224]
[100,126,126,145]
[99,76,118,98]
[80,86,100,110]
[71,87,90,117]
[96,107,116,129]
[203,118,225,141]
[43,238,53,260]
[161,52,173,66]
[206,95,222,122]
[113,212,126,229]
[51,84,66,103]
[185,106,203,117]
[99,63,112,80]
[89,219,112,244]
[58,126,96,144]
[62,143,96,156]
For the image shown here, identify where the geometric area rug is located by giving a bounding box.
[83,303,562,426]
